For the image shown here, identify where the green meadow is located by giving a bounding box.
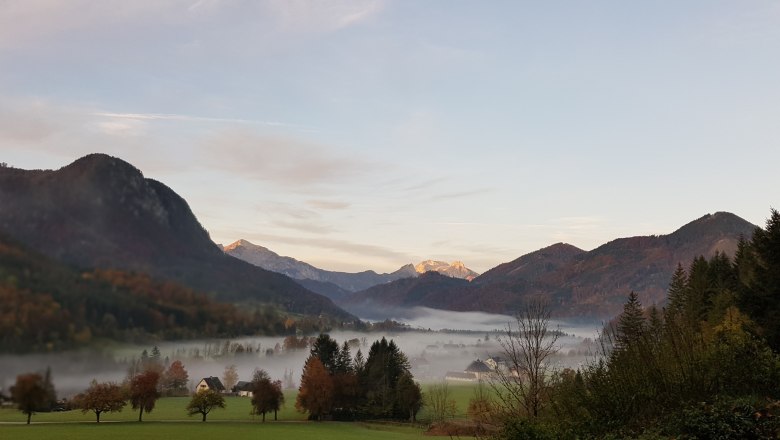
[0,384,480,439]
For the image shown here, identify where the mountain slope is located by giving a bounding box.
[0,234,294,352]
[223,239,418,292]
[344,212,757,318]
[0,154,352,320]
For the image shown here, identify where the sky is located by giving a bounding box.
[1,1,779,273]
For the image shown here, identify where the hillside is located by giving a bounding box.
[0,234,299,352]
[0,154,352,320]
[343,212,757,318]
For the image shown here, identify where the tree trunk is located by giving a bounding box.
[262,412,265,422]
[96,411,101,423]
[202,412,206,422]
[26,411,31,425]
[274,410,277,421]
[138,406,143,422]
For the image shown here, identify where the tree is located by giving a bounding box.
[310,333,340,374]
[130,370,160,422]
[491,299,560,419]
[362,337,411,417]
[296,357,333,420]
[10,373,48,424]
[162,360,189,396]
[426,382,457,423]
[665,263,688,320]
[251,375,284,422]
[222,364,238,393]
[396,372,423,422]
[616,291,646,350]
[186,389,225,422]
[73,380,127,422]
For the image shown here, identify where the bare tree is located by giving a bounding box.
[426,381,457,423]
[490,299,560,419]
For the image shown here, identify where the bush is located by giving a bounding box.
[663,399,780,440]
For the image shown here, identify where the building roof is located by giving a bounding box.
[200,376,225,391]
[465,359,492,373]
[233,381,252,392]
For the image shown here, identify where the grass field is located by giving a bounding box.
[0,384,481,439]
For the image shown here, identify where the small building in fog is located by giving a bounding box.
[196,377,225,393]
[233,381,253,397]
[445,358,494,382]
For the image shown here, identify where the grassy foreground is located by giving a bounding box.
[0,421,426,440]
[0,384,480,439]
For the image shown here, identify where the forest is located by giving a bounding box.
[473,209,780,439]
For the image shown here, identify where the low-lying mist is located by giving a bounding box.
[0,309,601,398]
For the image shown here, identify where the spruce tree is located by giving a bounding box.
[616,292,645,350]
[665,263,688,320]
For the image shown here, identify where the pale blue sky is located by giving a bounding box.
[1,1,779,273]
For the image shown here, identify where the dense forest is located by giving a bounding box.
[0,235,339,352]
[481,209,780,439]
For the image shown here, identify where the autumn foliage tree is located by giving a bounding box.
[250,370,285,422]
[130,370,160,422]
[186,389,225,422]
[222,364,238,393]
[10,373,48,424]
[73,380,127,422]
[162,360,189,396]
[296,357,333,420]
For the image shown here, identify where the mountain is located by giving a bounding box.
[414,260,479,280]
[0,233,296,352]
[343,212,757,319]
[223,239,417,293]
[0,154,352,320]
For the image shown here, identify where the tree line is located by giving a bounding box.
[470,209,780,439]
[295,334,423,421]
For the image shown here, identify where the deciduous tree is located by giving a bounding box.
[162,360,189,396]
[73,380,127,422]
[222,364,238,393]
[296,357,333,420]
[186,389,225,422]
[130,370,160,422]
[10,373,48,424]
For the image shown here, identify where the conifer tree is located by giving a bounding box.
[616,291,645,350]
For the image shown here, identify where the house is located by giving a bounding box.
[233,381,253,397]
[465,359,493,381]
[196,377,225,393]
[445,358,495,382]
[484,355,507,371]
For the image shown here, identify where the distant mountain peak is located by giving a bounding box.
[414,259,479,280]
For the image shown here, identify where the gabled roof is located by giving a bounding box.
[465,359,492,373]
[200,376,225,391]
[233,381,253,392]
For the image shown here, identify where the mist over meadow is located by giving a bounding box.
[0,309,599,398]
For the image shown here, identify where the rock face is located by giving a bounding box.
[223,239,417,294]
[343,212,757,319]
[0,154,352,319]
[414,260,479,280]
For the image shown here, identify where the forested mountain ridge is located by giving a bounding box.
[344,212,757,318]
[0,234,305,352]
[0,154,352,320]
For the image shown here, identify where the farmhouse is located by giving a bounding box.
[196,376,225,393]
[445,358,494,382]
[233,381,253,397]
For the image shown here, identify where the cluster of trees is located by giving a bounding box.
[8,369,57,424]
[474,209,780,439]
[295,334,423,421]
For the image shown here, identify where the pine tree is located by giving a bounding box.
[310,334,340,374]
[665,263,688,320]
[616,292,645,350]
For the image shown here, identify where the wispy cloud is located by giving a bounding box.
[93,112,300,128]
[430,188,494,201]
[237,232,412,262]
[200,129,374,186]
[265,0,384,33]
[271,220,337,235]
[307,199,351,210]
